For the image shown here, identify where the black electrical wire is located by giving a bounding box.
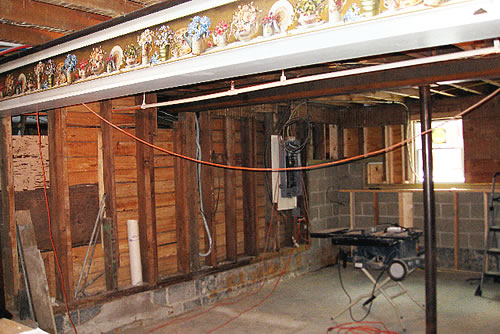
[336,251,385,322]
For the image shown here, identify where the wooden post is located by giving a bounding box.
[399,192,414,228]
[102,217,117,291]
[224,117,237,262]
[174,113,199,272]
[16,210,57,334]
[349,192,355,230]
[373,192,379,226]
[135,94,158,283]
[263,112,274,252]
[199,112,217,266]
[174,117,190,273]
[0,116,19,310]
[453,192,459,271]
[100,100,119,287]
[241,117,257,256]
[48,108,74,302]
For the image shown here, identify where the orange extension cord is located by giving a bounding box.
[28,87,496,334]
[146,175,294,333]
[327,321,399,334]
[36,111,78,333]
[82,87,499,174]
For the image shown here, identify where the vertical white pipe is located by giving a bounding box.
[127,219,143,286]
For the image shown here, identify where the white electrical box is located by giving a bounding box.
[270,135,297,211]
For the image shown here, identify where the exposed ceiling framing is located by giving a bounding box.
[0,0,499,111]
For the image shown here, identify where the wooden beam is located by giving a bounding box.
[16,210,56,334]
[0,116,19,310]
[100,100,119,288]
[0,24,65,45]
[33,0,142,17]
[0,1,109,33]
[224,117,237,262]
[135,94,158,283]
[48,108,74,302]
[168,56,500,113]
[240,117,257,256]
[199,112,216,266]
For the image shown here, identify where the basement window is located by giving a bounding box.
[411,118,464,183]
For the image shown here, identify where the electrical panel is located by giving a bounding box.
[279,139,302,198]
[271,135,301,211]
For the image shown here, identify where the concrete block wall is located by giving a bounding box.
[56,245,330,333]
[307,161,489,271]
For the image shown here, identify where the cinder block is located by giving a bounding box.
[319,205,333,218]
[413,203,424,218]
[440,204,455,218]
[362,202,374,216]
[468,232,485,250]
[385,203,399,217]
[461,218,485,233]
[458,203,471,219]
[378,192,398,202]
[435,192,453,204]
[458,192,482,204]
[167,281,195,304]
[152,288,167,306]
[436,217,454,232]
[356,216,374,228]
[439,232,454,248]
[309,192,325,206]
[470,203,485,219]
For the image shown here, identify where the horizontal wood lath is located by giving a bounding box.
[0,1,109,33]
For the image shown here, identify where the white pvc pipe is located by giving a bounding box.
[140,45,500,110]
[127,219,143,286]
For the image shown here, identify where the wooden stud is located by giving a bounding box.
[349,192,355,230]
[174,117,190,273]
[102,217,118,291]
[48,108,74,301]
[0,116,19,310]
[263,112,274,252]
[373,192,379,226]
[329,124,339,160]
[453,192,459,271]
[241,117,257,256]
[100,100,119,286]
[398,192,414,228]
[135,94,158,283]
[199,112,217,266]
[174,113,199,272]
[16,210,57,334]
[224,117,237,262]
[185,113,200,272]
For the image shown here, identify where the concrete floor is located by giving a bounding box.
[111,266,499,334]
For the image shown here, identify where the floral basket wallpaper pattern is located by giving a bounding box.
[0,0,451,100]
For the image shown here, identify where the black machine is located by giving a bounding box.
[311,225,425,331]
[311,225,424,281]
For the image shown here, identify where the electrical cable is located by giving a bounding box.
[83,87,500,175]
[36,111,78,334]
[336,252,385,323]
[146,174,287,333]
[195,113,213,257]
[327,321,398,334]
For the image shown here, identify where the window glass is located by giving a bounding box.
[413,118,464,183]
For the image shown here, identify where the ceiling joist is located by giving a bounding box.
[0,1,109,36]
[33,0,142,18]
